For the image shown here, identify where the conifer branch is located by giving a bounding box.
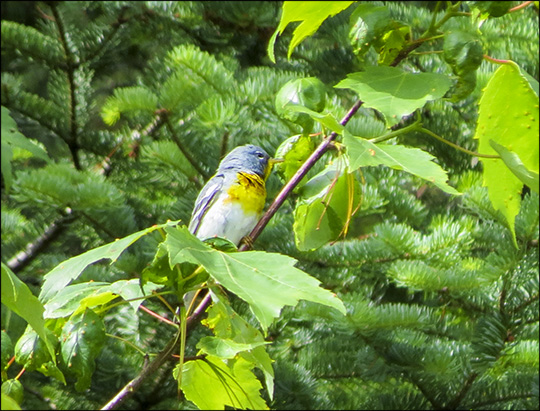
[6,208,75,273]
[83,7,130,64]
[447,372,478,409]
[164,113,210,179]
[49,3,81,170]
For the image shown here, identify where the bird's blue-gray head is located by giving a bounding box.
[218,144,271,178]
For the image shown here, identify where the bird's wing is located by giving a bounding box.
[188,173,225,235]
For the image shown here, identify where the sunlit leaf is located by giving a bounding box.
[268,1,355,62]
[294,157,360,251]
[490,140,539,194]
[165,226,346,332]
[181,356,268,410]
[2,264,56,363]
[39,221,180,303]
[474,61,539,246]
[335,66,452,127]
[344,131,460,195]
[204,293,275,399]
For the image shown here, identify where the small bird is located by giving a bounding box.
[189,144,279,246]
[184,144,279,308]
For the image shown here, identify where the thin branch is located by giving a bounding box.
[49,3,81,170]
[446,372,478,409]
[101,331,180,410]
[139,305,178,327]
[102,8,454,406]
[101,293,210,410]
[164,113,210,179]
[6,209,75,273]
[239,99,364,251]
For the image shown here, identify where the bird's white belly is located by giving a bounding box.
[194,193,259,245]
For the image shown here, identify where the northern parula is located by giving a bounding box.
[189,144,279,246]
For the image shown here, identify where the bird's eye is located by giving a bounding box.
[257,153,265,159]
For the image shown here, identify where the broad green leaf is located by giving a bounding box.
[181,356,268,410]
[204,293,275,399]
[335,66,452,127]
[521,71,539,97]
[275,77,326,133]
[44,279,164,319]
[1,331,14,371]
[443,30,483,75]
[474,61,539,246]
[165,226,346,332]
[14,326,65,384]
[490,141,539,194]
[344,131,460,195]
[349,3,390,59]
[2,264,56,363]
[294,157,361,251]
[44,282,110,319]
[377,23,411,66]
[1,107,50,162]
[1,379,23,405]
[75,292,117,316]
[197,336,268,359]
[106,279,164,313]
[285,105,345,134]
[275,134,316,183]
[60,308,106,392]
[268,1,355,62]
[39,220,180,303]
[14,326,56,371]
[1,393,21,410]
[1,106,50,192]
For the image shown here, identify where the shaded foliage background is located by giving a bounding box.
[1,1,538,410]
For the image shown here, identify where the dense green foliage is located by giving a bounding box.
[1,1,538,410]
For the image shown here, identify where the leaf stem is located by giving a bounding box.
[483,54,511,64]
[177,307,188,395]
[419,127,500,158]
[367,114,501,159]
[368,118,423,144]
[139,305,178,327]
[106,333,148,356]
[509,1,534,13]
[96,290,174,314]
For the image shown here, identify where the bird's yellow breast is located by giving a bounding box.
[225,172,266,214]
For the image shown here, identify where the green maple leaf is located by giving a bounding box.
[335,66,452,127]
[181,356,268,410]
[474,61,539,246]
[165,226,346,332]
[344,131,460,195]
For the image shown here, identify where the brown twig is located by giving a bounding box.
[239,100,364,251]
[101,293,210,410]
